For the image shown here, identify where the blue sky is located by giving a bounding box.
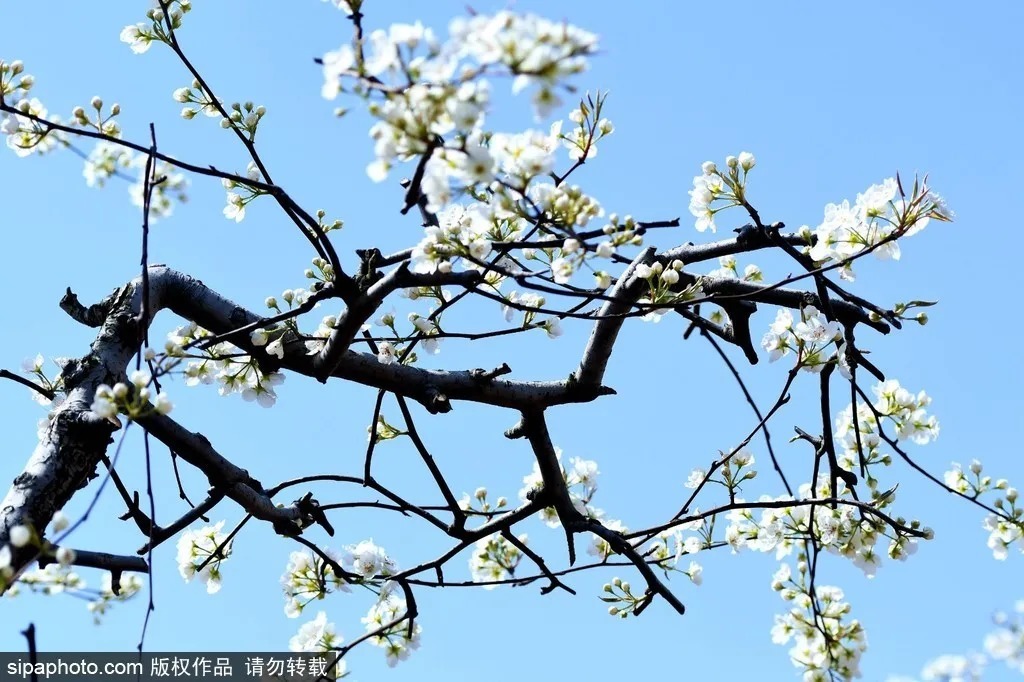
[1,1,1023,680]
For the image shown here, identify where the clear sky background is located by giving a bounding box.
[1,1,1023,680]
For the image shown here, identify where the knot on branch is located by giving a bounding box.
[60,287,121,328]
[274,492,335,537]
[424,387,451,414]
[470,363,512,383]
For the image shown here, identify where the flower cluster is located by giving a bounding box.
[760,305,841,371]
[289,611,344,657]
[804,177,953,280]
[320,10,599,221]
[222,161,265,222]
[175,521,232,594]
[771,561,866,681]
[602,570,702,618]
[70,96,121,138]
[725,474,928,579]
[4,96,64,158]
[90,370,173,422]
[20,354,65,408]
[9,563,85,596]
[128,156,189,221]
[633,259,702,323]
[560,91,613,161]
[944,461,1024,560]
[362,595,421,668]
[518,450,601,527]
[469,533,524,587]
[83,142,133,188]
[687,152,756,233]
[834,378,940,480]
[169,322,286,407]
[985,601,1024,674]
[87,573,143,624]
[119,0,193,55]
[410,204,497,274]
[458,486,507,514]
[281,550,351,619]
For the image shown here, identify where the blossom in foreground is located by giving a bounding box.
[176,521,232,593]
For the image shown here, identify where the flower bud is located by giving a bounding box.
[725,155,738,168]
[701,161,716,175]
[265,297,277,308]
[738,151,756,170]
[90,96,103,110]
[9,525,31,548]
[72,106,86,120]
[51,511,70,533]
[220,118,231,129]
[55,546,76,566]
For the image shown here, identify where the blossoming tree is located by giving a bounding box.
[0,1,1021,679]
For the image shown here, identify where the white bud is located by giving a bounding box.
[51,512,70,533]
[90,96,103,110]
[9,525,31,548]
[55,546,76,566]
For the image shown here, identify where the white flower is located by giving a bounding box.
[289,611,343,653]
[685,469,706,489]
[541,317,563,339]
[120,25,153,54]
[347,540,396,580]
